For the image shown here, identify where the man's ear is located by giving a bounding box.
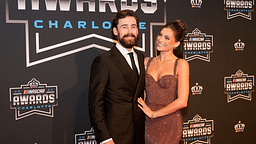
[113,27,118,36]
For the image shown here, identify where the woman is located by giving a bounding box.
[137,20,189,144]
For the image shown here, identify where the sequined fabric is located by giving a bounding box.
[145,59,183,144]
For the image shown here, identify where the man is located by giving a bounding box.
[89,10,145,144]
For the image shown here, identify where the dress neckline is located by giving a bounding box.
[146,73,177,83]
[146,58,179,80]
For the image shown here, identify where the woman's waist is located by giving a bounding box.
[146,101,170,111]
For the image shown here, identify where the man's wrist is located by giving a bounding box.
[100,138,113,144]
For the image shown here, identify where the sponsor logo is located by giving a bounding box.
[224,70,254,103]
[191,0,202,8]
[224,0,254,20]
[234,39,245,51]
[5,0,167,67]
[9,78,58,120]
[183,28,214,62]
[75,127,97,144]
[191,83,203,95]
[182,114,214,144]
[234,121,245,132]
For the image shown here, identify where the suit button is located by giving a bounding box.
[123,89,126,92]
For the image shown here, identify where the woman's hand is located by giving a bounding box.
[137,97,154,118]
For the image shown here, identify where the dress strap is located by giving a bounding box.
[146,58,153,69]
[173,59,179,76]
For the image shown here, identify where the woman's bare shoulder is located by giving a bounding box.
[144,57,152,66]
[177,59,189,69]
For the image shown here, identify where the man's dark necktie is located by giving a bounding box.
[128,52,139,83]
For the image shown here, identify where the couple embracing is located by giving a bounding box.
[89,9,189,144]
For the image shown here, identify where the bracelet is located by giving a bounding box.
[151,111,155,119]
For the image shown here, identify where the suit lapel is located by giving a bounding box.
[135,49,145,82]
[134,49,145,99]
[109,46,137,86]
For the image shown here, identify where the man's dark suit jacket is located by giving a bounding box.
[89,46,145,144]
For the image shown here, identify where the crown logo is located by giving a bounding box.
[234,39,245,51]
[234,121,245,132]
[191,0,202,8]
[28,78,39,88]
[191,83,203,95]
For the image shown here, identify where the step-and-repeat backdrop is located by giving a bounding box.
[1,0,255,143]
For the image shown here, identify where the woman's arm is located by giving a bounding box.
[138,59,189,119]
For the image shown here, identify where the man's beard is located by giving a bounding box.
[119,34,139,48]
